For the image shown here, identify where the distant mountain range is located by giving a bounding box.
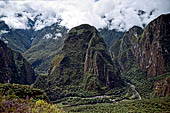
[0,19,123,74]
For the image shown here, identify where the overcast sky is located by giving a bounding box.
[0,0,170,31]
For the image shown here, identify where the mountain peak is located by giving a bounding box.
[34,24,125,100]
[136,13,170,77]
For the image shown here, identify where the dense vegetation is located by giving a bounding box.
[154,73,170,81]
[0,83,48,101]
[24,23,67,74]
[121,66,154,98]
[65,96,170,113]
[34,24,126,101]
[0,94,65,113]
[0,40,35,85]
[0,83,65,113]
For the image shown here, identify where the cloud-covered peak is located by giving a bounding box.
[0,0,169,31]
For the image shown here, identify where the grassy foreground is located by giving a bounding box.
[63,96,170,113]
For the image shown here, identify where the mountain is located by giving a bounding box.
[99,28,124,48]
[0,40,35,84]
[1,20,123,74]
[136,14,170,78]
[34,24,125,100]
[0,21,33,53]
[0,20,67,74]
[110,26,143,72]
[109,26,151,97]
[24,23,68,73]
[136,13,170,97]
[110,13,170,98]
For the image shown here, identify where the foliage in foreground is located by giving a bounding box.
[0,83,48,101]
[0,83,65,113]
[0,94,65,113]
[65,96,170,113]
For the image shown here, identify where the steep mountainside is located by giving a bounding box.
[34,24,125,100]
[1,20,124,75]
[0,21,67,74]
[136,14,170,78]
[110,13,170,97]
[110,26,143,72]
[0,40,35,84]
[110,26,151,97]
[24,23,67,73]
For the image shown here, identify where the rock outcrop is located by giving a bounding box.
[136,14,170,78]
[83,26,123,90]
[34,24,124,100]
[154,74,170,97]
[154,78,170,97]
[0,40,35,84]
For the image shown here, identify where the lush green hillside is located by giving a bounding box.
[0,83,48,101]
[109,26,153,98]
[110,14,170,99]
[0,83,65,113]
[34,24,126,101]
[0,21,67,74]
[24,23,67,74]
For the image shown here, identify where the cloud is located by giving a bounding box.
[0,0,170,31]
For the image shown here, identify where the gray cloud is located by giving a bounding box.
[0,0,169,31]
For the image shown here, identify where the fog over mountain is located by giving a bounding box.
[0,0,170,31]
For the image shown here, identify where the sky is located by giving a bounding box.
[0,0,170,31]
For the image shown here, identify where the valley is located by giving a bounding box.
[0,3,170,112]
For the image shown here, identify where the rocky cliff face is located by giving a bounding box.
[34,24,125,100]
[154,75,170,97]
[110,26,143,72]
[0,40,35,84]
[111,14,170,78]
[154,78,170,97]
[136,14,170,78]
[110,13,170,97]
[110,26,151,97]
[83,26,123,90]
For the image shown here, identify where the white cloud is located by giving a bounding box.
[0,0,169,31]
[43,33,53,39]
